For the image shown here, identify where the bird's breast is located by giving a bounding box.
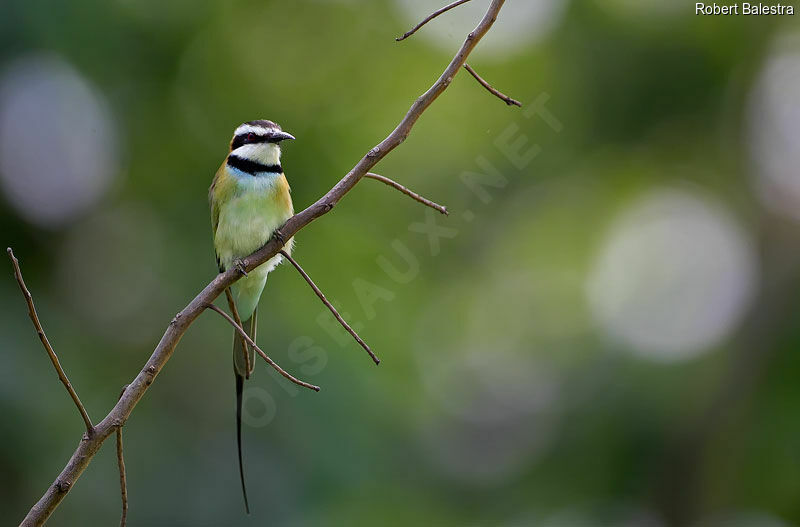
[214,172,293,270]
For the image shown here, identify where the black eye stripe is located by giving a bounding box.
[231,132,283,150]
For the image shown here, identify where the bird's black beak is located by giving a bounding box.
[269,130,295,142]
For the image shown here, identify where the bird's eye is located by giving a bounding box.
[246,133,256,142]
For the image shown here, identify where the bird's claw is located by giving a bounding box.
[273,229,286,245]
[234,259,248,277]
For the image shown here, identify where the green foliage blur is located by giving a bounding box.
[2,0,799,525]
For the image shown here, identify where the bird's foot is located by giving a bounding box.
[273,229,286,245]
[233,258,248,277]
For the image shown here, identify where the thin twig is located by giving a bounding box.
[224,288,251,379]
[116,429,127,527]
[366,173,449,215]
[205,303,320,392]
[20,2,506,523]
[396,0,473,41]
[7,248,94,434]
[280,251,380,365]
[115,386,128,527]
[463,64,522,107]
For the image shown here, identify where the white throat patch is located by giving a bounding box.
[230,143,281,165]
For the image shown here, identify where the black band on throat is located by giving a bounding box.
[227,155,282,175]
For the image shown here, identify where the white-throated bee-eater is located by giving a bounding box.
[209,119,295,514]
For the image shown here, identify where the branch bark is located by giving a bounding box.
[205,303,320,391]
[464,63,522,107]
[279,250,379,365]
[115,386,128,527]
[224,287,251,378]
[365,173,448,215]
[18,1,507,524]
[396,0,473,41]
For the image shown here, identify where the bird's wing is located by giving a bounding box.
[209,162,230,272]
[209,164,224,235]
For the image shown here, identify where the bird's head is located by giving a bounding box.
[228,119,295,168]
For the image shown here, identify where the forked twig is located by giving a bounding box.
[280,251,380,365]
[464,64,522,107]
[396,0,473,41]
[224,288,251,378]
[366,173,449,215]
[205,303,320,392]
[7,248,94,434]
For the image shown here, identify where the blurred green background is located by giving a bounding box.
[2,0,800,525]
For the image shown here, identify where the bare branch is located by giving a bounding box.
[116,429,127,527]
[463,64,522,107]
[396,0,473,41]
[366,173,448,215]
[279,251,379,365]
[19,1,507,524]
[116,386,128,527]
[7,248,94,434]
[224,288,251,379]
[205,303,321,392]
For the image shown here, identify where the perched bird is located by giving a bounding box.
[209,119,295,513]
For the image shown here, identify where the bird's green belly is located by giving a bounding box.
[215,191,288,263]
[215,192,289,319]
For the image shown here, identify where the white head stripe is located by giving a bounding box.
[234,124,278,136]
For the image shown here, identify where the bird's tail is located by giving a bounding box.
[233,309,257,514]
[233,310,257,379]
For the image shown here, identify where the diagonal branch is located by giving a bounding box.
[396,0,473,41]
[279,251,380,365]
[366,173,448,215]
[463,64,522,107]
[7,248,94,434]
[205,303,321,392]
[19,1,507,524]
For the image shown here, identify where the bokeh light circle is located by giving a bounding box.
[416,346,560,485]
[586,188,758,361]
[0,54,119,228]
[414,277,563,485]
[749,37,800,222]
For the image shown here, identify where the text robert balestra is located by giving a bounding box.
[696,3,795,15]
